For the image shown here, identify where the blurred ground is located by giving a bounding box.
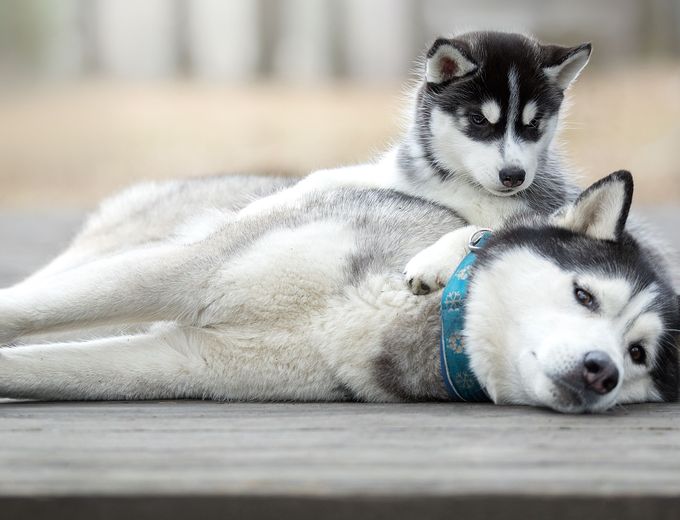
[0,64,678,209]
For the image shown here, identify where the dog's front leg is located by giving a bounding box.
[0,324,208,400]
[0,243,210,344]
[403,225,480,295]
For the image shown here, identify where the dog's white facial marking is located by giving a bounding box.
[627,312,663,365]
[619,285,663,368]
[428,105,560,199]
[620,285,659,326]
[465,248,665,413]
[430,107,503,193]
[497,70,540,192]
[454,107,469,129]
[616,285,665,406]
[507,69,520,129]
[481,100,501,125]
[522,101,538,126]
[575,274,632,317]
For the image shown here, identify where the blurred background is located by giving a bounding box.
[0,0,679,209]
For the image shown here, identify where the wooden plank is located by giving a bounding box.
[3,494,680,520]
[1,401,680,498]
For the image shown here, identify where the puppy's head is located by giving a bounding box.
[418,31,590,197]
[465,171,679,413]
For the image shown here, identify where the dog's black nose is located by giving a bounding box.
[499,167,525,188]
[583,351,619,395]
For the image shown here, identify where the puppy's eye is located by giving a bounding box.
[629,344,647,365]
[526,117,540,129]
[469,112,487,126]
[574,286,596,310]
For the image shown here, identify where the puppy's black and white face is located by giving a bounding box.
[418,32,591,196]
[465,172,679,413]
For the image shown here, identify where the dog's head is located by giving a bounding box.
[418,31,590,197]
[465,171,679,413]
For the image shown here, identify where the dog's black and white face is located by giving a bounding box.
[417,32,591,196]
[465,172,679,413]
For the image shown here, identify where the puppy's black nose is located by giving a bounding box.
[583,351,619,395]
[499,167,525,188]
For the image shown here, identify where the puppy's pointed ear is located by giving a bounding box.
[551,170,633,241]
[425,38,477,84]
[542,43,592,90]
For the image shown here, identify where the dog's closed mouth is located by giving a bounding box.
[489,187,518,196]
[550,378,587,411]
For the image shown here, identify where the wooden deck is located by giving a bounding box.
[1,209,680,519]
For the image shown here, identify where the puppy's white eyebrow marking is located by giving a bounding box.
[522,101,538,125]
[481,100,501,124]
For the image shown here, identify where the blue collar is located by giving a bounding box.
[439,229,492,402]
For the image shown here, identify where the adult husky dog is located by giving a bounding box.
[0,171,677,413]
[241,31,592,227]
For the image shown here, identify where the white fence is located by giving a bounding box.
[1,0,679,82]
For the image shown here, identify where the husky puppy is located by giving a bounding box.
[0,171,677,413]
[240,31,591,227]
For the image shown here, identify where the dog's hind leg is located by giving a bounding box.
[0,323,209,400]
[0,242,216,344]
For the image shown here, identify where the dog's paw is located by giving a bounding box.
[403,226,480,295]
[403,255,453,295]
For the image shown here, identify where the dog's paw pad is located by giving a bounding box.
[404,264,444,295]
[406,276,432,295]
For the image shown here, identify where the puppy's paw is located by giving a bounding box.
[403,255,453,295]
[403,226,480,295]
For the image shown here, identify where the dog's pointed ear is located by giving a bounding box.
[542,42,592,90]
[425,38,477,85]
[551,170,634,241]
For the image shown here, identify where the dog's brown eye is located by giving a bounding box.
[527,117,540,129]
[629,344,647,365]
[574,286,596,310]
[469,112,487,126]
